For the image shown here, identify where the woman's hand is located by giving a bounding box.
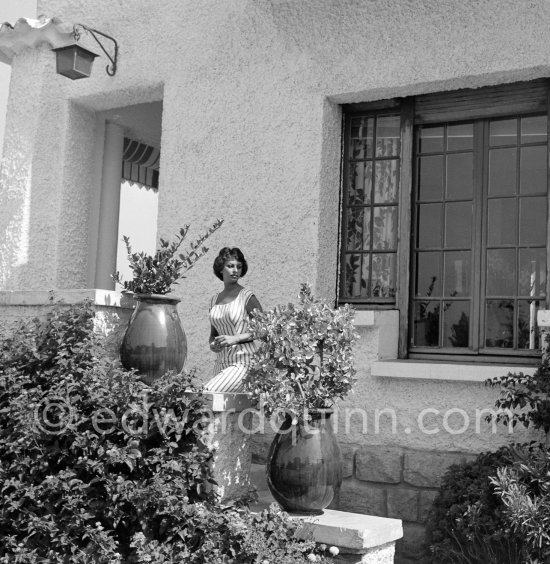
[212,335,240,349]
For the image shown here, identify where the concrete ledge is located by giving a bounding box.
[201,391,254,412]
[372,359,534,382]
[251,490,402,562]
[0,289,134,308]
[538,309,550,327]
[293,509,402,551]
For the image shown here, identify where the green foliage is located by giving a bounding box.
[0,301,215,562]
[426,448,525,564]
[485,340,550,435]
[131,502,332,563]
[490,446,550,564]
[244,283,359,419]
[112,219,224,295]
[0,301,334,563]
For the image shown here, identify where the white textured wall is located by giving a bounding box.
[2,2,550,514]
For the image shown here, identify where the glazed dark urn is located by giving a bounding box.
[267,410,342,515]
[120,294,187,384]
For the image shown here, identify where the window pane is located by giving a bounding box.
[521,115,547,144]
[371,253,396,298]
[446,153,473,200]
[519,248,546,297]
[487,198,517,246]
[520,196,546,246]
[419,126,444,153]
[443,301,470,348]
[444,251,471,297]
[343,254,364,297]
[418,156,443,200]
[490,119,517,147]
[486,248,516,296]
[416,252,441,297]
[373,206,397,250]
[447,123,473,151]
[374,160,399,203]
[376,116,401,157]
[413,301,440,346]
[485,300,514,348]
[520,146,547,194]
[488,148,517,196]
[445,201,473,248]
[417,203,442,248]
[350,117,373,159]
[346,207,370,251]
[348,162,372,205]
[342,111,401,305]
[517,300,540,350]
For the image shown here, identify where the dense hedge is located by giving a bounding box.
[0,302,330,563]
[426,448,525,564]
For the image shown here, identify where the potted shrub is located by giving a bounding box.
[113,219,223,383]
[244,283,358,515]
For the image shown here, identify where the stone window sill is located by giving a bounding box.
[372,359,535,382]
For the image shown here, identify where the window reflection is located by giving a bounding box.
[419,126,444,153]
[485,300,514,348]
[521,115,547,144]
[376,116,401,157]
[446,153,473,200]
[490,119,517,147]
[447,123,474,151]
[350,117,373,159]
[520,146,547,194]
[443,302,470,348]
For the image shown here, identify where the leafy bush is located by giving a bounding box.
[485,337,550,435]
[113,219,223,295]
[426,448,525,564]
[245,283,358,419]
[131,502,332,563]
[490,445,550,564]
[0,301,332,563]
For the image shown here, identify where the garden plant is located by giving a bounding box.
[112,218,224,295]
[0,300,334,563]
[426,336,550,563]
[244,282,359,420]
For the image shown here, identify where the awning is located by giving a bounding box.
[122,137,160,192]
[0,17,73,65]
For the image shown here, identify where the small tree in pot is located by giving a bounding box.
[244,283,359,515]
[113,219,223,383]
[113,219,224,296]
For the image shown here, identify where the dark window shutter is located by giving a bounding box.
[414,79,548,124]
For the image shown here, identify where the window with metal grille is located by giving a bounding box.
[340,113,401,302]
[339,79,549,362]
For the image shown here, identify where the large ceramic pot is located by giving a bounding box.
[266,410,342,515]
[120,294,187,384]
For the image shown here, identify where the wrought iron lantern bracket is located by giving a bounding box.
[73,23,118,76]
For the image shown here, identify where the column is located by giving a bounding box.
[95,122,124,290]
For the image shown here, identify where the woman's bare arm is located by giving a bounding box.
[213,294,263,347]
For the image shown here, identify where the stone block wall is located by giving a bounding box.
[335,445,477,562]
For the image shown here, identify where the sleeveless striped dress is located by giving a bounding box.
[204,287,256,393]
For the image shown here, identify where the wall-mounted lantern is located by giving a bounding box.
[53,23,118,79]
[52,44,98,79]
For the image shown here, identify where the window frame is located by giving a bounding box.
[339,80,550,363]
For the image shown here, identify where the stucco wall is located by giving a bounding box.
[3,0,550,559]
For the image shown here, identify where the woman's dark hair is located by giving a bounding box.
[213,247,248,280]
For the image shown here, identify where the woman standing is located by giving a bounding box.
[204,247,262,393]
